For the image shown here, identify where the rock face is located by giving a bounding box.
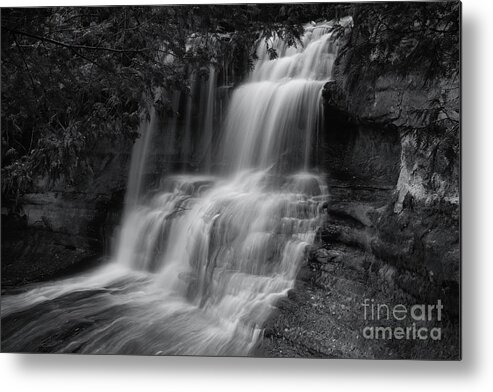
[1,140,131,289]
[258,20,460,358]
[257,187,459,359]
[324,22,460,297]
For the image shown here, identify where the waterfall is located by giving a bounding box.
[200,65,217,172]
[1,20,347,355]
[222,22,338,171]
[124,107,159,208]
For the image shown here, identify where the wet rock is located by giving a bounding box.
[287,289,299,301]
[319,225,341,242]
[313,248,344,264]
[287,175,322,196]
[333,277,367,297]
[378,264,397,286]
[342,254,369,272]
[297,264,316,282]
[314,248,331,263]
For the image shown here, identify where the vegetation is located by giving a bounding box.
[346,1,460,81]
[1,3,459,200]
[1,4,341,199]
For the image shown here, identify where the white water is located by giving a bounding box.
[1,20,347,355]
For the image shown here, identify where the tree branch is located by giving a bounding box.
[4,27,117,74]
[3,26,150,54]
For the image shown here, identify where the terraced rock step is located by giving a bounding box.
[257,201,460,359]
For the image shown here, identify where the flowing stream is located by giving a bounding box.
[2,21,346,355]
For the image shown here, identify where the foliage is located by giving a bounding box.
[2,4,341,200]
[341,1,460,87]
[2,7,166,198]
[1,3,460,200]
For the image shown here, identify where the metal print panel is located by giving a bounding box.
[0,1,461,359]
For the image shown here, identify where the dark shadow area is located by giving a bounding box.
[319,105,401,190]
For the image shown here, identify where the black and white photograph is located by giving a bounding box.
[1,1,461,361]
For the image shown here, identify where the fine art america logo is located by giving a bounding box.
[361,299,443,341]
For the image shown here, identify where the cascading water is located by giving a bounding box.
[1,20,348,355]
